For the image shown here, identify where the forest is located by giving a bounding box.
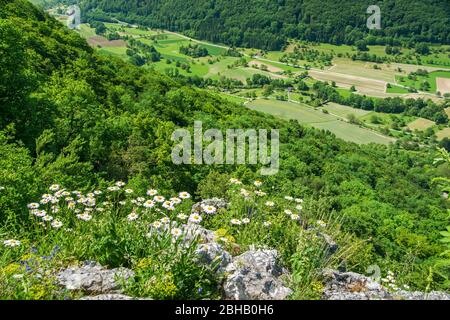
[81,0,450,50]
[0,0,449,299]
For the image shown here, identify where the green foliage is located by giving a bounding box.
[1,0,450,297]
[82,0,450,50]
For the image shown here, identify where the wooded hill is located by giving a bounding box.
[81,0,450,50]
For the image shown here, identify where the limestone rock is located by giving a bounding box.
[195,242,232,272]
[57,261,134,294]
[223,249,292,300]
[80,294,135,300]
[322,269,450,300]
[322,269,389,300]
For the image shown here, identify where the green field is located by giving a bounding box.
[322,102,372,119]
[247,99,395,145]
[396,70,450,93]
[436,127,450,140]
[98,46,129,59]
[211,92,248,104]
[386,84,410,94]
[407,118,436,131]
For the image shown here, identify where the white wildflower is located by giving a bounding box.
[3,239,21,247]
[188,213,202,224]
[179,192,190,199]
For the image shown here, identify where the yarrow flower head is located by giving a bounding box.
[284,196,293,201]
[3,239,21,248]
[242,218,250,224]
[295,198,304,203]
[188,213,202,224]
[263,221,272,227]
[291,214,300,221]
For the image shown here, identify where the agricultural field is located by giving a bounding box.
[396,70,450,93]
[71,20,449,146]
[322,102,372,119]
[247,99,395,145]
[407,118,436,131]
[307,69,388,97]
[436,128,450,140]
[386,84,410,94]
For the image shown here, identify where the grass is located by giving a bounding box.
[211,92,248,104]
[396,70,450,93]
[386,84,410,94]
[98,47,129,59]
[436,128,450,140]
[407,118,436,131]
[322,102,371,119]
[247,99,394,145]
[78,24,96,38]
[213,67,284,83]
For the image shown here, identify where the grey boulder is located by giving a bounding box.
[223,249,292,300]
[57,261,134,294]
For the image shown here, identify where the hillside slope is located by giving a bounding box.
[0,0,449,294]
[82,0,450,50]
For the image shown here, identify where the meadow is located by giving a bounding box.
[247,99,395,145]
[74,21,450,143]
[396,71,450,93]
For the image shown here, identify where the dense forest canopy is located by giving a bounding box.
[0,0,449,291]
[81,0,450,50]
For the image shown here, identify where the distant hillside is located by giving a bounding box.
[81,0,450,50]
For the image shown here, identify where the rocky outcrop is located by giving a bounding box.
[195,242,232,273]
[322,269,450,300]
[183,223,217,244]
[394,290,450,300]
[80,294,135,300]
[57,261,134,294]
[322,269,390,300]
[223,249,292,300]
